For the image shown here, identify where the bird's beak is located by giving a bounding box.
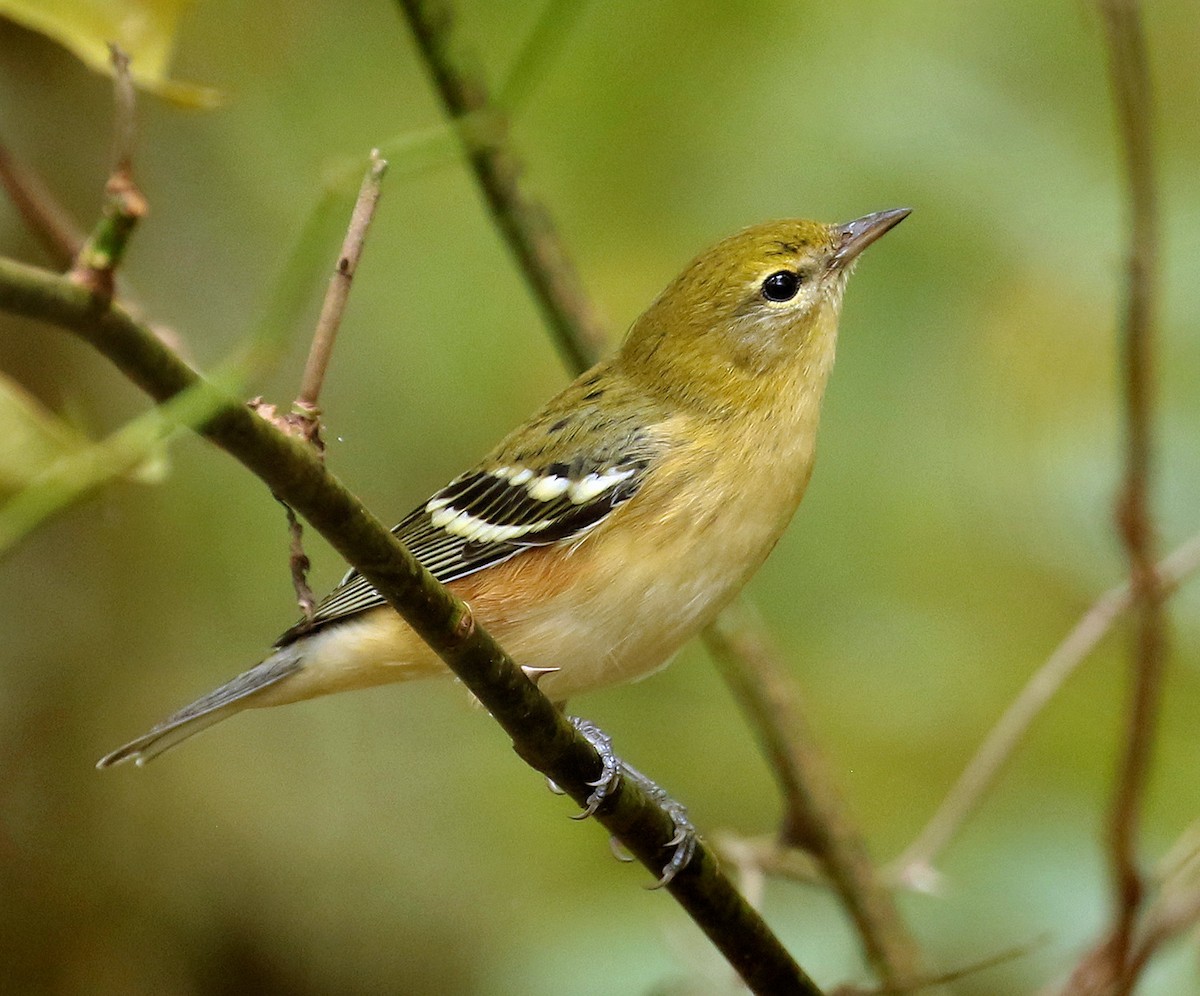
[830,208,911,268]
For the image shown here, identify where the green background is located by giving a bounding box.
[1,1,1198,992]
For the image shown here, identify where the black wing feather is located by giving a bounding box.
[274,435,654,647]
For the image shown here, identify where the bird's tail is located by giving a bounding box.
[96,646,305,769]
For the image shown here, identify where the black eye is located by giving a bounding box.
[761,270,801,302]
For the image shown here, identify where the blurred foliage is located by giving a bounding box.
[0,372,91,496]
[1,1,1198,993]
[0,0,220,107]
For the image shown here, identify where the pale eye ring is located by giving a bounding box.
[761,270,801,302]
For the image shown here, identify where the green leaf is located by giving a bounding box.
[0,373,168,500]
[0,0,222,108]
[0,374,89,498]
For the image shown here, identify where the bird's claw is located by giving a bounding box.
[621,760,697,889]
[569,717,622,820]
[562,717,698,887]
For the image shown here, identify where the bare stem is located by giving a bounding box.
[0,143,85,267]
[294,150,389,431]
[68,45,148,298]
[706,601,925,990]
[896,532,1200,889]
[279,498,316,622]
[395,0,608,371]
[1096,1,1164,990]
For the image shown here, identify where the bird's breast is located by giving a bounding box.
[493,407,821,701]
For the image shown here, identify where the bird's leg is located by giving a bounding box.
[567,715,698,888]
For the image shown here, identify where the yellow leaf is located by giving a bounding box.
[0,0,222,108]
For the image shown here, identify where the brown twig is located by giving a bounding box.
[292,150,389,444]
[1090,2,1165,991]
[1119,823,1200,977]
[395,0,608,371]
[715,832,825,889]
[255,152,388,615]
[829,939,1041,996]
[0,143,85,267]
[279,498,316,622]
[896,531,1200,891]
[68,45,148,299]
[706,603,925,991]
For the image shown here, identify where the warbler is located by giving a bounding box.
[99,209,909,769]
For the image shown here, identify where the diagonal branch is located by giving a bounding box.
[896,531,1200,889]
[0,142,85,267]
[706,603,925,991]
[0,254,820,996]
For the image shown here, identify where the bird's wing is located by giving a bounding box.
[274,427,657,646]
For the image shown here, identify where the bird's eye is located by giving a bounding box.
[761,270,801,302]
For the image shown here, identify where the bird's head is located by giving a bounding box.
[620,209,909,414]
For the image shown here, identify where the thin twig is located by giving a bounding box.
[0,143,85,267]
[496,0,589,113]
[1127,838,1200,982]
[714,832,825,889]
[279,499,316,622]
[68,45,148,299]
[282,150,386,617]
[293,150,389,441]
[395,0,608,371]
[0,251,822,996]
[1095,1,1164,991]
[830,939,1042,996]
[896,531,1200,890]
[706,603,926,991]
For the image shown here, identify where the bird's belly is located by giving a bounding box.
[494,493,795,701]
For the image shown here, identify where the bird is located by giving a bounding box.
[98,209,909,770]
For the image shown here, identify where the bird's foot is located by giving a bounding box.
[569,716,622,819]
[566,716,697,888]
[621,759,697,889]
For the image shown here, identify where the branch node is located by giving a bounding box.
[452,603,475,641]
[68,44,146,299]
